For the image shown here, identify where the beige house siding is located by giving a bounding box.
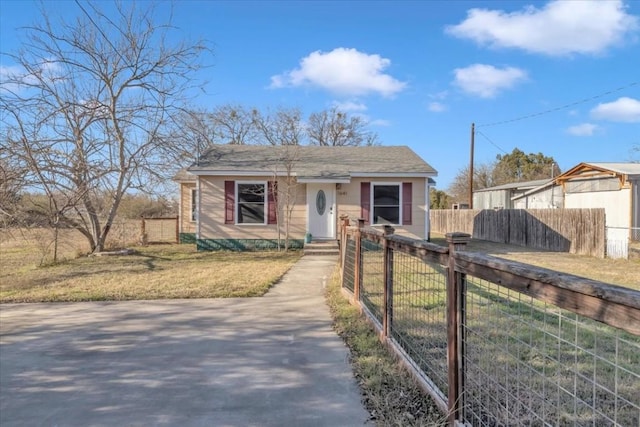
[336,177,427,239]
[192,175,428,241]
[179,182,196,234]
[198,175,307,240]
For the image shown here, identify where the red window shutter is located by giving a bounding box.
[402,182,412,225]
[361,182,370,224]
[224,180,234,224]
[268,181,277,224]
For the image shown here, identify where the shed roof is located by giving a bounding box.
[187,145,437,179]
[474,178,551,193]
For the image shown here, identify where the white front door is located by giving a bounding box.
[307,183,335,240]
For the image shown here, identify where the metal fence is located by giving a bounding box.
[338,218,640,426]
[141,217,178,244]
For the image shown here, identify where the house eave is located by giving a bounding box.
[188,170,290,177]
[297,177,352,184]
[350,172,437,178]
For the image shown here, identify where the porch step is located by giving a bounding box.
[304,240,339,256]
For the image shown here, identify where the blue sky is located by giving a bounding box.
[1,0,639,190]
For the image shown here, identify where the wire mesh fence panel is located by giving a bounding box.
[105,220,140,248]
[462,276,640,427]
[342,236,356,293]
[143,218,178,243]
[360,237,384,324]
[389,251,449,396]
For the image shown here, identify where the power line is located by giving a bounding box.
[477,81,639,128]
[475,130,508,154]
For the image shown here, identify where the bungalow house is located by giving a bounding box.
[174,144,437,250]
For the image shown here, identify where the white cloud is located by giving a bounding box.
[0,65,24,94]
[591,97,640,122]
[332,100,368,112]
[566,123,599,136]
[453,64,527,98]
[446,0,639,56]
[428,102,447,112]
[369,119,391,127]
[270,48,407,97]
[0,61,63,94]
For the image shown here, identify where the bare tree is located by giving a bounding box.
[631,143,640,162]
[0,155,25,226]
[447,163,495,204]
[211,104,258,145]
[272,145,300,251]
[252,107,304,146]
[169,109,218,165]
[1,1,210,253]
[250,108,303,249]
[307,107,379,146]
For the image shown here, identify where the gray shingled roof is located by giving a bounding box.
[187,145,437,178]
[173,168,196,182]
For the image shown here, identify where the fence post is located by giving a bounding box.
[175,216,180,244]
[140,216,148,246]
[382,225,395,338]
[339,215,350,269]
[354,218,365,302]
[446,232,471,425]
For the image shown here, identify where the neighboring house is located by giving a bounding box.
[511,180,563,209]
[556,162,640,249]
[473,179,552,209]
[174,144,437,250]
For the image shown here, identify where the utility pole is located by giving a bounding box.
[469,123,475,209]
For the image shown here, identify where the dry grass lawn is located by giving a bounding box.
[430,233,640,290]
[325,268,446,426]
[0,229,301,303]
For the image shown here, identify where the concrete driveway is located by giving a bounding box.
[0,256,370,426]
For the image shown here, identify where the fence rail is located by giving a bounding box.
[338,216,640,426]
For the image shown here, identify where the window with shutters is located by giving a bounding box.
[372,183,401,225]
[236,182,266,224]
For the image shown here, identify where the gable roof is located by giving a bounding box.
[583,162,640,176]
[557,162,640,183]
[187,145,437,180]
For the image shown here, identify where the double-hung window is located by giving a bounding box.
[236,182,266,224]
[372,183,400,225]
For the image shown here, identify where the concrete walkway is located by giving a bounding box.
[0,256,370,426]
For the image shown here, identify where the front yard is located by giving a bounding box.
[0,242,301,303]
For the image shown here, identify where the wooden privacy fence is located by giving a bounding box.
[430,208,606,257]
[140,217,179,244]
[339,217,639,426]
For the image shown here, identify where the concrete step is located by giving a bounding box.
[304,240,339,256]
